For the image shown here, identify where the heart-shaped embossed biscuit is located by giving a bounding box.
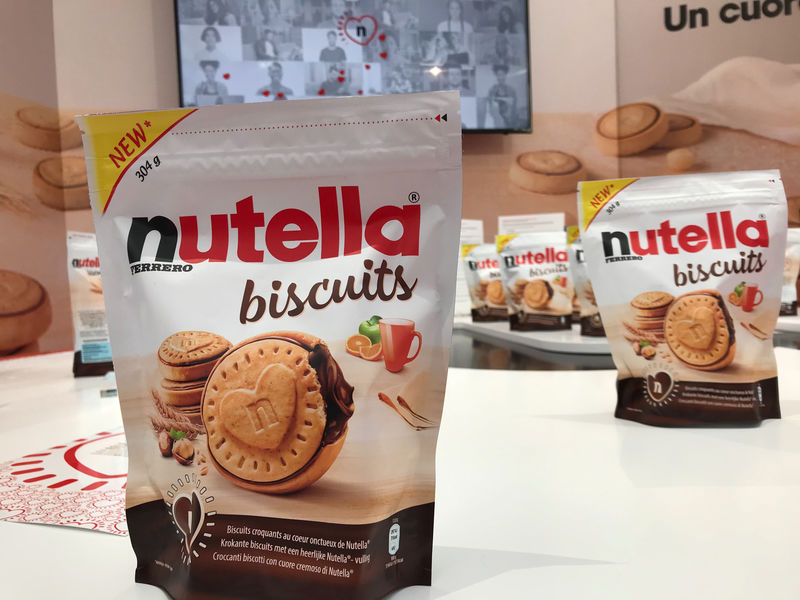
[665,291,734,370]
[172,491,204,554]
[673,306,715,350]
[169,332,216,354]
[646,371,674,402]
[220,364,297,449]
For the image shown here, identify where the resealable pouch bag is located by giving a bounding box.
[566,226,605,337]
[461,243,507,321]
[78,91,462,599]
[497,230,574,330]
[67,231,113,376]
[579,171,787,426]
[780,228,800,316]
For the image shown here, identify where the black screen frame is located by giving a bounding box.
[173,0,532,134]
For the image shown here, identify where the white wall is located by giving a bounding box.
[52,0,180,111]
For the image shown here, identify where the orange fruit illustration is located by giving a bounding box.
[346,334,372,356]
[359,343,383,361]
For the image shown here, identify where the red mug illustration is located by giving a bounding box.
[379,318,422,372]
[742,284,763,312]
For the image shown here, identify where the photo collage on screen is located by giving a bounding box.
[176,0,530,131]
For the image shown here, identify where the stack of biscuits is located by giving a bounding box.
[156,331,231,428]
[11,105,90,211]
[630,291,675,336]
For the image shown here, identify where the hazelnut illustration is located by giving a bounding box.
[172,438,195,465]
[158,430,173,457]
[641,346,656,360]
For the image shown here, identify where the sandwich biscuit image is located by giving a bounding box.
[157,331,231,426]
[594,102,669,156]
[33,156,90,211]
[664,290,736,371]
[523,279,552,309]
[509,150,587,194]
[202,332,354,494]
[486,280,505,305]
[631,291,674,332]
[0,270,52,354]
[12,106,81,151]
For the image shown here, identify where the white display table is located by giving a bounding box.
[2,349,800,599]
[776,315,800,333]
[454,320,611,355]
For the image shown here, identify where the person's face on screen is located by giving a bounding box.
[447,68,461,87]
[202,30,217,49]
[331,0,346,18]
[266,0,279,19]
[328,67,340,82]
[269,64,282,82]
[448,1,461,20]
[327,32,337,47]
[203,64,218,82]
[495,68,507,84]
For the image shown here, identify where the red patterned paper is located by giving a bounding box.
[0,430,127,535]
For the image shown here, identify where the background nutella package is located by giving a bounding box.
[461,243,507,322]
[579,171,787,426]
[78,92,462,599]
[497,231,574,330]
[567,226,605,337]
[66,231,113,376]
[780,229,800,316]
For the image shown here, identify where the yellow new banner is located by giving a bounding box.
[579,178,638,232]
[79,108,196,213]
[496,233,517,254]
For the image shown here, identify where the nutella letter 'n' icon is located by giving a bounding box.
[379,318,422,372]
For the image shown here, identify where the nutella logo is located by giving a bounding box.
[467,258,499,271]
[126,186,420,272]
[503,247,568,268]
[72,257,100,269]
[602,211,769,262]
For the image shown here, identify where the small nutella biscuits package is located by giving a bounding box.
[67,231,113,376]
[497,231,574,330]
[780,229,800,316]
[461,243,507,321]
[567,226,605,337]
[78,92,462,599]
[579,171,787,426]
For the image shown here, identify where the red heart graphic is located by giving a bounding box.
[262,90,270,97]
[378,33,386,41]
[277,92,284,99]
[222,73,230,79]
[338,76,345,82]
[358,90,363,95]
[318,89,325,96]
[380,51,388,59]
[343,15,378,46]
[365,64,371,70]
[339,70,345,75]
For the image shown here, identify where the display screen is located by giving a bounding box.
[175,0,531,132]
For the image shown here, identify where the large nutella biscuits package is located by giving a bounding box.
[579,171,787,426]
[780,229,800,316]
[461,243,507,321]
[78,92,462,599]
[497,231,574,330]
[567,226,605,337]
[67,231,113,376]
